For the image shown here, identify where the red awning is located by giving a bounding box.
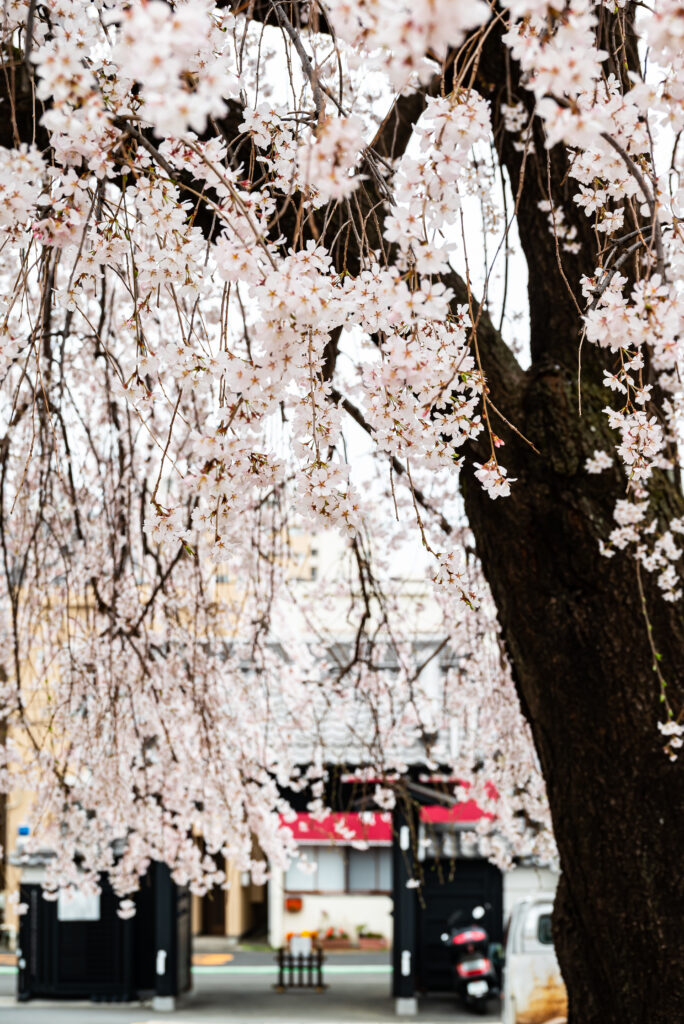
[281,794,494,845]
[419,780,496,824]
[419,801,489,825]
[281,812,392,846]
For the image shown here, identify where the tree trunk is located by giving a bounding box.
[454,11,684,1018]
[461,341,684,1024]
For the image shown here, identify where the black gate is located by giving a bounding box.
[19,882,135,1001]
[415,857,503,993]
[17,862,191,1002]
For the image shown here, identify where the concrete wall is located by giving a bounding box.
[282,892,393,944]
[266,863,559,949]
[268,867,392,947]
[503,865,559,922]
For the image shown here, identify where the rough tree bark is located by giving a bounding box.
[455,15,684,1023]
[457,289,684,1024]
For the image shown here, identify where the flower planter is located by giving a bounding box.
[320,938,352,950]
[357,936,388,951]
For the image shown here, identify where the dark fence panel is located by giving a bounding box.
[17,862,190,1003]
[275,948,326,991]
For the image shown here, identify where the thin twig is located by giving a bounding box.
[331,386,455,537]
[268,0,324,119]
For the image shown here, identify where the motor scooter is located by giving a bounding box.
[440,903,500,1015]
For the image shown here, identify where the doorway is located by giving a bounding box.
[415,857,503,992]
[200,855,226,936]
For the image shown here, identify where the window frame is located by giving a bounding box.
[284,844,392,895]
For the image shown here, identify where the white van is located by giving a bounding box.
[502,894,567,1024]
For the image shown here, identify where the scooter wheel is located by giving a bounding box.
[473,997,489,1015]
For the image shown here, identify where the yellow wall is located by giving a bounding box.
[2,786,36,945]
[191,861,266,939]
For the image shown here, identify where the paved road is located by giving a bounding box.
[0,953,502,1023]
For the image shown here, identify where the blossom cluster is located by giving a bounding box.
[326,0,490,88]
[296,115,366,203]
[1,0,683,901]
[112,0,240,137]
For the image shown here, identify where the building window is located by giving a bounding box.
[317,847,345,891]
[284,855,316,892]
[377,848,392,891]
[349,848,392,892]
[285,846,392,893]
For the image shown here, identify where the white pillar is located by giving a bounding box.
[153,995,175,1012]
[395,996,418,1015]
[268,867,284,949]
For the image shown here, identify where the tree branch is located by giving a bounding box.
[330,386,456,537]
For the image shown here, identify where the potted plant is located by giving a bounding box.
[319,926,352,950]
[356,925,389,951]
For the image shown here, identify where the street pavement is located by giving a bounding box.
[0,951,503,1023]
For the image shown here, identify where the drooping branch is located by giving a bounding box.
[330,385,456,537]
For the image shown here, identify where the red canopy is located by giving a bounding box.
[281,794,493,845]
[419,801,489,825]
[281,812,393,845]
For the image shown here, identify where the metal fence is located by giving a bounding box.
[275,948,326,991]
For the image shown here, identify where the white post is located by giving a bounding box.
[268,866,284,949]
[152,996,176,1012]
[395,997,418,1015]
[153,948,175,1011]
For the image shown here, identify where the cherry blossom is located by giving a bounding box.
[0,0,682,902]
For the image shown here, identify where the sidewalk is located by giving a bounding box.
[0,958,503,1023]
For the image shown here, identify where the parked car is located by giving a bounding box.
[502,894,567,1024]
